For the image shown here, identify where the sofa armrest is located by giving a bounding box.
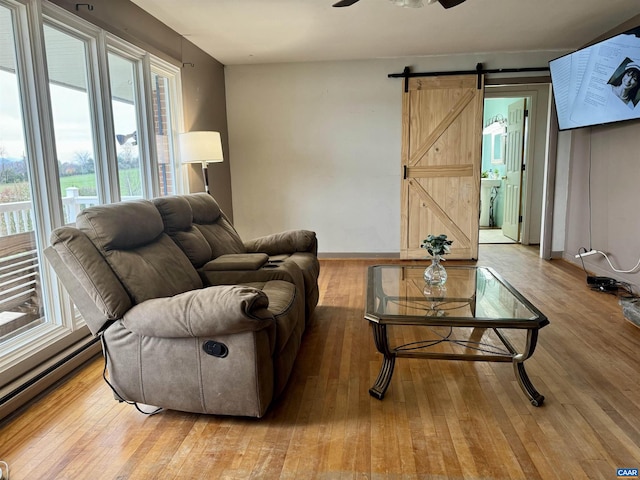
[202,253,269,271]
[244,230,317,256]
[121,285,272,337]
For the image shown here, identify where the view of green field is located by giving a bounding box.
[0,169,142,202]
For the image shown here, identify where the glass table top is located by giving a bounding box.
[365,265,548,328]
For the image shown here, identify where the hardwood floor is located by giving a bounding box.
[2,245,640,479]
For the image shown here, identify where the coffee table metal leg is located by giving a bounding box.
[369,323,395,399]
[495,327,545,406]
[514,361,545,407]
[512,328,544,407]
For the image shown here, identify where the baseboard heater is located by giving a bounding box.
[0,336,101,422]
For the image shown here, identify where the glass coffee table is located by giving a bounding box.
[365,265,549,406]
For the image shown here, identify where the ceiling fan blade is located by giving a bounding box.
[332,0,360,6]
[436,0,467,8]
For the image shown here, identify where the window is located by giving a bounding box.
[43,23,100,223]
[0,0,185,391]
[108,51,143,199]
[0,2,45,346]
[151,69,181,196]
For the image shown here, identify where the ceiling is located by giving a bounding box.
[130,0,640,66]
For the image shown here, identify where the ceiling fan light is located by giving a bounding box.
[390,0,424,7]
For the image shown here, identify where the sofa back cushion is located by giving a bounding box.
[153,196,212,268]
[75,200,203,304]
[48,226,133,334]
[183,193,246,258]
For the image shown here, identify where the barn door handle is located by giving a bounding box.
[403,165,407,179]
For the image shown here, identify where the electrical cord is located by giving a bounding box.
[99,335,164,416]
[577,246,590,272]
[577,246,640,273]
[576,246,639,299]
[583,133,639,272]
[579,134,639,304]
[593,250,640,274]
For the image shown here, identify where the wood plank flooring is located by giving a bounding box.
[2,245,640,479]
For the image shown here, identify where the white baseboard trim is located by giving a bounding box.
[318,252,401,259]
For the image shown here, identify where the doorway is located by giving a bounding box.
[479,96,526,244]
[479,84,550,249]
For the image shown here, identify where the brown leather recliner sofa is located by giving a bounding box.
[44,194,319,417]
[153,193,319,321]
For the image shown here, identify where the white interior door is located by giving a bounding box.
[502,99,526,242]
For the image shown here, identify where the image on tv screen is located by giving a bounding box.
[550,26,640,131]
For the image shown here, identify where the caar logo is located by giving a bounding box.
[617,468,639,477]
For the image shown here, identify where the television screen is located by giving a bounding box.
[550,26,640,131]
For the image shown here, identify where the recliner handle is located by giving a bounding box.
[203,340,228,358]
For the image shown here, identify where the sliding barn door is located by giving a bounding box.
[400,75,484,259]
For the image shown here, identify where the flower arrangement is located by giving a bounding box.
[420,234,453,258]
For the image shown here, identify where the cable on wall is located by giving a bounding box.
[577,248,640,274]
[575,128,640,275]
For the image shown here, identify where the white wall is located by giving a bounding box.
[225,51,566,254]
[551,130,572,253]
[563,123,640,289]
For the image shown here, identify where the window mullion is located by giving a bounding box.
[169,67,185,193]
[97,31,121,203]
[140,54,160,198]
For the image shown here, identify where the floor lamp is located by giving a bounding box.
[178,131,224,193]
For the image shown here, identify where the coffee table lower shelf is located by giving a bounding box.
[368,323,545,407]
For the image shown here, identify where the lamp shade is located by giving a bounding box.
[178,131,224,164]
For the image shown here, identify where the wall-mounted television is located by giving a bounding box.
[549,26,640,131]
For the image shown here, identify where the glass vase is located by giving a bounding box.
[423,255,447,286]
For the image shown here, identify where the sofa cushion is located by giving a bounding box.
[77,200,164,251]
[184,193,246,258]
[76,200,203,304]
[153,196,212,268]
[152,195,193,233]
[48,226,132,329]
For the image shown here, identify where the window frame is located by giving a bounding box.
[149,59,185,197]
[0,0,187,387]
[0,0,90,385]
